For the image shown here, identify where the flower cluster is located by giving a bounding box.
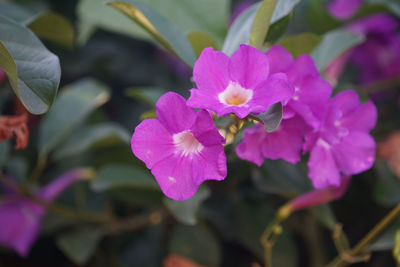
[131,44,377,200]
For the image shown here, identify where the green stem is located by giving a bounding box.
[328,204,400,267]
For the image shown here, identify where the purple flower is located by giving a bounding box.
[327,0,363,20]
[236,116,310,166]
[266,45,333,128]
[303,91,377,188]
[187,45,294,119]
[0,169,91,257]
[131,92,227,201]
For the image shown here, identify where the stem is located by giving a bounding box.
[328,204,400,267]
[29,154,47,184]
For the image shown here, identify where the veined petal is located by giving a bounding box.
[265,45,294,74]
[236,124,266,166]
[192,145,227,184]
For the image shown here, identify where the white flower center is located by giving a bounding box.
[218,82,253,106]
[173,131,203,156]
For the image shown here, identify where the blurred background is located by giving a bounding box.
[0,0,400,266]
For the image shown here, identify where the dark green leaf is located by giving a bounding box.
[39,79,110,155]
[187,31,218,58]
[279,32,322,58]
[0,141,10,169]
[164,186,211,225]
[311,29,364,71]
[250,0,279,49]
[56,228,104,265]
[365,0,400,16]
[53,123,130,160]
[0,15,61,114]
[125,86,165,106]
[313,204,337,230]
[92,164,159,192]
[373,160,400,206]
[223,0,300,55]
[265,14,291,44]
[252,102,283,132]
[107,0,196,67]
[169,225,221,267]
[28,12,74,48]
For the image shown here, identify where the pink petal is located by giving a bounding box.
[332,131,376,175]
[131,119,175,169]
[252,72,295,109]
[151,155,198,201]
[187,88,226,114]
[191,110,225,146]
[265,45,294,74]
[285,55,319,86]
[156,92,197,134]
[235,124,266,166]
[327,0,363,20]
[308,139,341,188]
[38,170,82,201]
[228,44,270,89]
[340,101,377,132]
[193,47,230,93]
[329,90,361,113]
[192,145,227,184]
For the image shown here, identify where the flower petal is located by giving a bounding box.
[235,124,266,166]
[285,55,319,86]
[156,92,197,134]
[265,45,294,74]
[327,0,363,20]
[191,110,225,146]
[193,47,230,93]
[131,119,174,169]
[308,139,341,188]
[340,101,377,132]
[332,131,376,175]
[228,44,270,89]
[192,145,227,184]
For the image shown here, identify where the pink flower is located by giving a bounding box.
[187,45,294,119]
[266,45,333,128]
[303,91,377,188]
[0,169,91,257]
[236,116,309,166]
[131,92,227,201]
[327,0,363,20]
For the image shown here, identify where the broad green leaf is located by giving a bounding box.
[108,0,196,67]
[250,0,278,49]
[0,15,61,114]
[0,42,18,91]
[222,0,300,56]
[265,14,291,44]
[0,2,41,25]
[373,160,400,206]
[311,29,364,71]
[365,0,400,16]
[0,141,10,169]
[53,123,130,160]
[125,86,165,106]
[56,228,104,265]
[279,32,322,58]
[252,102,283,132]
[28,12,74,48]
[187,31,218,57]
[39,79,110,155]
[164,186,210,225]
[91,164,159,192]
[77,0,229,45]
[169,225,221,267]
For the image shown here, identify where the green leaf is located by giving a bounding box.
[56,228,104,265]
[279,32,322,58]
[0,15,61,114]
[91,164,159,192]
[0,42,18,91]
[187,31,218,58]
[250,0,278,49]
[0,141,10,169]
[0,2,41,25]
[313,204,337,230]
[39,79,110,155]
[373,160,400,206]
[365,0,400,17]
[77,0,229,45]
[222,0,300,56]
[53,123,130,160]
[125,86,165,106]
[164,186,210,225]
[252,102,283,132]
[369,218,400,252]
[265,14,291,44]
[311,29,365,71]
[169,225,221,267]
[107,0,196,67]
[28,12,74,48]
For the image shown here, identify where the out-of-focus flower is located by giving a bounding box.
[0,169,92,257]
[155,48,191,79]
[163,254,206,267]
[0,114,29,149]
[327,0,363,20]
[229,1,254,25]
[304,91,377,188]
[131,92,226,201]
[378,131,400,179]
[325,14,400,86]
[0,69,6,84]
[236,116,309,166]
[188,45,294,119]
